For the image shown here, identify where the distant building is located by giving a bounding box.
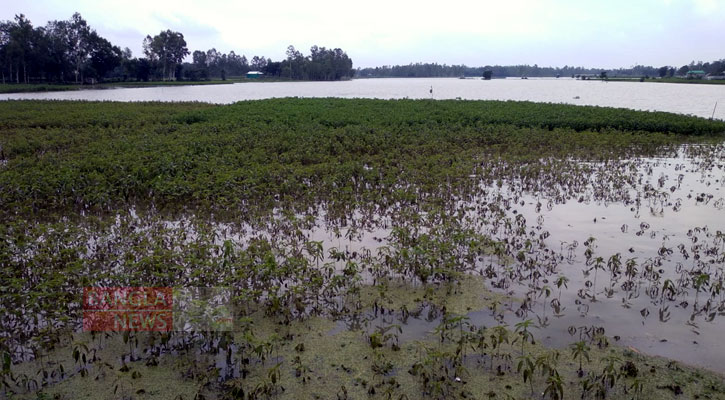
[246,71,264,79]
[686,70,706,79]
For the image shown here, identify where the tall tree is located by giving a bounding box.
[67,13,92,83]
[143,30,189,80]
[87,33,121,80]
[286,45,304,79]
[0,21,13,83]
[2,15,35,83]
[250,55,267,71]
[658,66,669,78]
[43,19,73,82]
[192,50,207,66]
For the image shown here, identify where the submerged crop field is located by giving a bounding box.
[1,98,725,399]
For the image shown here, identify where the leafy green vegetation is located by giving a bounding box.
[2,99,723,219]
[0,84,81,93]
[592,77,725,85]
[12,285,725,400]
[654,77,725,85]
[1,99,724,399]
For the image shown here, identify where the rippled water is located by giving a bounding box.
[2,78,725,119]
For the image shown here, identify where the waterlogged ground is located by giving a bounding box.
[306,146,725,372]
[9,278,725,400]
[498,147,725,369]
[1,99,725,399]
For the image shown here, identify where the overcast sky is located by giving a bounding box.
[2,0,723,69]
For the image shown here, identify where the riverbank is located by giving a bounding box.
[0,80,237,93]
[0,77,351,94]
[588,77,725,85]
[653,77,725,84]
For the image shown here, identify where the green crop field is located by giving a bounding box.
[1,99,724,400]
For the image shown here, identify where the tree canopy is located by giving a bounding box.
[0,13,122,84]
[0,13,355,84]
[143,30,189,81]
[184,45,354,81]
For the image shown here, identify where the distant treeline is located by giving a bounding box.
[186,45,353,81]
[357,61,725,79]
[0,13,354,84]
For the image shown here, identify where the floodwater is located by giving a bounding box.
[319,145,725,373]
[486,147,725,373]
[1,77,725,119]
[196,145,724,372]
[4,79,725,377]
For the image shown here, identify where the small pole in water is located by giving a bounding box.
[430,85,433,98]
[711,101,718,120]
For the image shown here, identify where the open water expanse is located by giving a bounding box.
[1,77,725,119]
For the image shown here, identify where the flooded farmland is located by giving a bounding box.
[1,99,724,399]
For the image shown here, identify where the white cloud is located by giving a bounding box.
[1,0,724,67]
[692,0,720,13]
